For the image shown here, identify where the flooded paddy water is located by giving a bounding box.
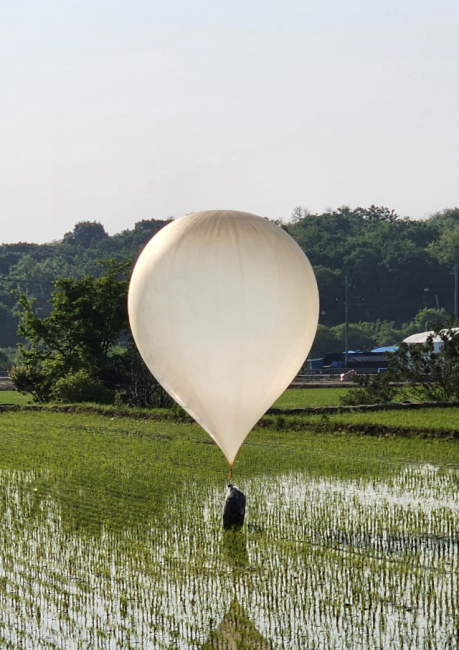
[0,411,458,649]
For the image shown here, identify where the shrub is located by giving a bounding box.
[110,343,174,409]
[341,321,459,405]
[9,364,52,402]
[52,370,114,404]
[340,371,397,405]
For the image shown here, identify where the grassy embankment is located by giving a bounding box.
[3,385,458,436]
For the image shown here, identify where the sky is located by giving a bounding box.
[1,0,459,244]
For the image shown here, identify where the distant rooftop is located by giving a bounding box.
[403,328,459,344]
[347,346,398,354]
[371,346,398,353]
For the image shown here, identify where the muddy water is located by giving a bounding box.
[0,464,457,649]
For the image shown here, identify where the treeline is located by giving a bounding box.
[1,205,459,350]
[285,205,459,327]
[0,219,170,347]
[309,308,449,359]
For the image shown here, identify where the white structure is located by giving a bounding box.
[403,328,459,353]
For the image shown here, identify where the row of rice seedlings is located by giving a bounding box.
[0,459,458,649]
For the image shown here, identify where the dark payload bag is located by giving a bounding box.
[222,484,246,529]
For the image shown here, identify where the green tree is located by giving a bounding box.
[402,307,449,337]
[288,205,447,326]
[313,266,344,324]
[111,341,173,409]
[369,320,404,347]
[429,220,459,318]
[393,326,459,401]
[0,348,10,370]
[342,321,459,404]
[330,323,378,351]
[308,325,341,359]
[2,206,458,347]
[12,259,171,407]
[353,205,399,223]
[63,221,108,247]
[13,260,130,401]
[0,304,19,348]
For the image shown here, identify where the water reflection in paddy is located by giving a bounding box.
[0,464,457,649]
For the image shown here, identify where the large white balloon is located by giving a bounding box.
[128,210,319,466]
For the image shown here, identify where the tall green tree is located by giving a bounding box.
[11,259,172,407]
[63,221,108,246]
[429,220,459,318]
[12,260,130,401]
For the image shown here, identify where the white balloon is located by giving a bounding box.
[128,210,319,466]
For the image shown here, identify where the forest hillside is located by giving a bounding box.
[1,206,458,355]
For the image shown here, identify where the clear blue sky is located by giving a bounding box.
[1,0,458,243]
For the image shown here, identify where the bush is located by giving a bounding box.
[340,372,397,405]
[341,322,459,405]
[52,370,114,404]
[9,364,52,402]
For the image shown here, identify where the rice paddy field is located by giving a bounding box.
[0,391,31,405]
[0,408,458,649]
[276,406,459,433]
[273,387,349,408]
[0,386,350,409]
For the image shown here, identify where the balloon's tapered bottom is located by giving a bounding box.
[222,484,246,530]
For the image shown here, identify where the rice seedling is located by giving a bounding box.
[0,411,457,648]
[289,406,459,432]
[273,387,349,409]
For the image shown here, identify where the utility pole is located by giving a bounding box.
[344,269,349,369]
[455,263,458,322]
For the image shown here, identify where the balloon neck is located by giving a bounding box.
[228,466,233,482]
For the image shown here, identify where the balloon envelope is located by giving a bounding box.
[128,210,319,465]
